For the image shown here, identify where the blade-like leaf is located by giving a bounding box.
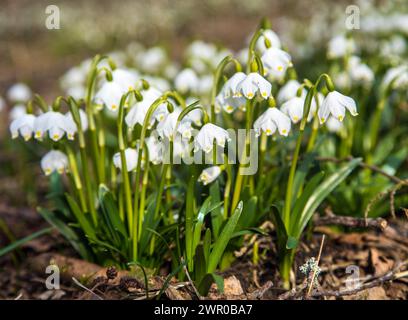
[0,227,53,257]
[207,201,243,273]
[198,273,224,296]
[294,158,362,239]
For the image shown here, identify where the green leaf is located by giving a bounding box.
[289,172,325,235]
[294,158,362,240]
[207,201,243,273]
[237,196,258,230]
[185,174,195,271]
[209,181,223,238]
[198,273,224,296]
[98,185,128,246]
[0,227,53,257]
[38,207,93,261]
[286,236,298,249]
[65,193,96,239]
[191,196,212,263]
[269,205,288,254]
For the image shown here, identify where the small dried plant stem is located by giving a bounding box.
[306,234,325,297]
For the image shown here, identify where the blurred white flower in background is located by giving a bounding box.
[327,35,356,59]
[174,68,199,94]
[41,150,69,176]
[7,83,32,103]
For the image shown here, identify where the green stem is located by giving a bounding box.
[65,145,87,213]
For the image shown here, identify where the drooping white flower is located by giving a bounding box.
[280,97,305,124]
[9,104,27,121]
[174,68,199,94]
[236,73,272,99]
[65,109,89,138]
[277,80,302,104]
[222,72,247,98]
[215,93,246,114]
[185,99,203,125]
[253,107,291,137]
[113,148,138,172]
[280,92,322,124]
[7,83,32,103]
[382,65,408,90]
[194,123,230,153]
[318,91,357,124]
[94,81,125,111]
[261,48,292,79]
[156,107,193,140]
[256,29,282,53]
[187,40,217,61]
[145,135,163,165]
[34,111,73,141]
[348,56,374,85]
[41,150,69,176]
[327,35,355,59]
[10,114,36,141]
[198,166,222,185]
[111,68,138,91]
[326,116,344,133]
[125,87,164,129]
[197,75,213,95]
[137,47,167,73]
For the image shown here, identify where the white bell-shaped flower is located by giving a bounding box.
[64,109,88,139]
[94,81,124,112]
[194,123,230,153]
[255,29,281,53]
[280,97,305,124]
[145,135,163,165]
[277,80,302,104]
[10,114,36,141]
[261,48,292,79]
[174,68,199,94]
[34,111,72,141]
[253,107,291,137]
[9,104,27,121]
[222,72,247,98]
[156,107,193,140]
[111,68,138,91]
[236,73,272,99]
[318,91,357,124]
[7,83,32,103]
[326,116,344,133]
[215,93,246,114]
[113,148,138,172]
[198,166,222,186]
[125,87,163,129]
[280,93,321,124]
[382,65,408,90]
[41,150,69,176]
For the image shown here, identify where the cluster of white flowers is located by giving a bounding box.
[5,24,361,187]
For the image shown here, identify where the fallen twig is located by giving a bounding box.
[311,260,408,298]
[314,215,388,231]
